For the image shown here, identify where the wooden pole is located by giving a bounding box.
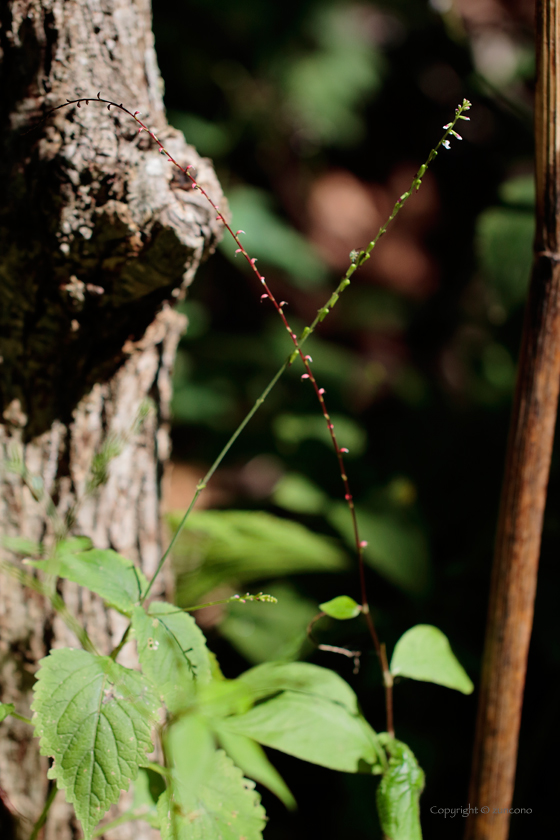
[465,3,560,838]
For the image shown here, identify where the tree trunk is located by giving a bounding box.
[0,2,224,838]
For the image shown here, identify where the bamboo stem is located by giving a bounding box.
[465,3,560,838]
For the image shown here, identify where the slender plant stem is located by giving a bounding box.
[11,711,33,725]
[28,783,57,840]
[140,363,287,604]
[41,96,470,735]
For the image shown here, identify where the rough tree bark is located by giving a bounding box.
[0,2,224,838]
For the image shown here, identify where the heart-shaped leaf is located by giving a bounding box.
[390,625,474,694]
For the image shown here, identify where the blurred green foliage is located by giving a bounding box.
[220,582,317,665]
[152,0,553,837]
[170,509,348,607]
[220,187,328,288]
[476,175,534,309]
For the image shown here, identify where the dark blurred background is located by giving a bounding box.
[151,1,556,837]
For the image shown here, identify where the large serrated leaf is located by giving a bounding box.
[376,737,425,840]
[132,602,212,713]
[218,690,379,772]
[390,625,474,694]
[32,649,160,839]
[28,548,148,615]
[158,748,266,840]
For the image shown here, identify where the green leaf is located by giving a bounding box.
[171,510,347,606]
[476,203,533,308]
[159,748,266,840]
[219,582,316,664]
[132,602,212,714]
[0,536,43,557]
[376,737,425,840]
[273,413,367,456]
[499,174,535,207]
[213,727,296,810]
[328,503,430,595]
[237,661,359,713]
[28,547,147,616]
[271,472,328,514]
[319,595,361,620]
[32,648,159,839]
[169,110,232,158]
[165,715,216,818]
[197,680,254,719]
[390,625,474,694]
[0,702,15,723]
[218,690,380,773]
[281,4,383,146]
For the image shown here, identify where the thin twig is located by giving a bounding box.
[28,783,57,840]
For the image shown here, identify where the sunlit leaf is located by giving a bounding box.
[0,536,43,557]
[132,601,212,713]
[390,625,474,694]
[213,727,296,810]
[159,748,266,840]
[238,661,359,713]
[28,547,147,615]
[197,679,254,719]
[319,595,361,620]
[165,714,216,821]
[32,649,159,839]
[218,690,381,773]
